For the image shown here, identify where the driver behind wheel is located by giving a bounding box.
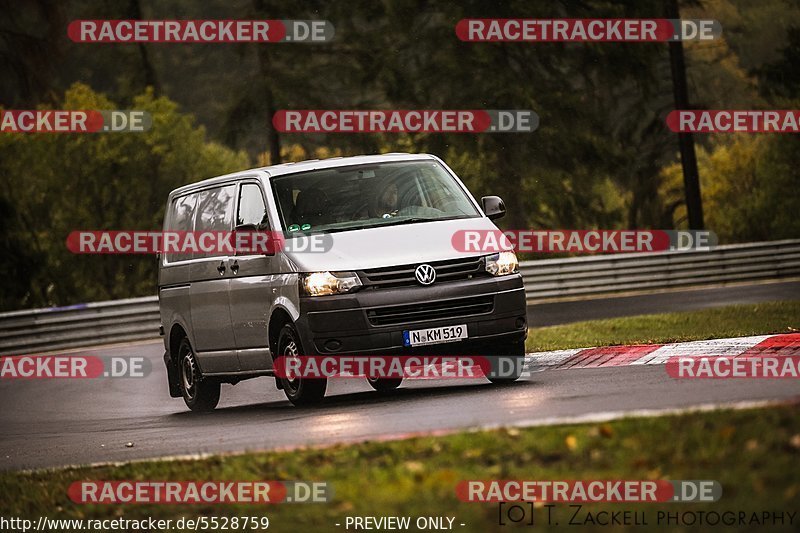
[354,178,402,219]
[371,181,399,218]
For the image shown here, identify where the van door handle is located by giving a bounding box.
[217,261,226,275]
[230,260,239,275]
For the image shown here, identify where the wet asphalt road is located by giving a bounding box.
[2,337,798,471]
[2,280,798,471]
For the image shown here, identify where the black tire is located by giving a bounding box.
[367,376,403,392]
[178,337,220,411]
[276,323,327,406]
[486,340,526,384]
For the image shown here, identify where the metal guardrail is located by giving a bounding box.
[1,240,799,355]
[520,238,800,303]
[0,297,161,356]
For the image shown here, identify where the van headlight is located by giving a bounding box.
[300,271,362,296]
[485,252,519,276]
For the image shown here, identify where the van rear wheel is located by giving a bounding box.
[178,338,220,411]
[276,324,327,406]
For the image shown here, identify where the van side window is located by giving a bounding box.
[237,183,269,229]
[195,185,236,258]
[167,193,197,263]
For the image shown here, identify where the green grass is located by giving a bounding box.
[2,301,798,532]
[527,300,800,351]
[1,406,798,532]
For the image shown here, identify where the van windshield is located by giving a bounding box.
[271,160,480,234]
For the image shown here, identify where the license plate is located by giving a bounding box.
[403,324,468,347]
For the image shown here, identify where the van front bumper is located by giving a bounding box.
[295,274,527,356]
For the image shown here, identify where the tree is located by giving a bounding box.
[0,83,249,309]
[659,134,800,241]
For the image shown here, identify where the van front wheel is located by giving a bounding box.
[486,340,526,384]
[276,324,327,406]
[178,338,220,411]
[367,376,403,392]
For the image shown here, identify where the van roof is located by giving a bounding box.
[169,152,437,197]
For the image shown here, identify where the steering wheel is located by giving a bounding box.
[396,205,445,217]
[436,199,466,214]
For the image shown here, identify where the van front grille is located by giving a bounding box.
[366,295,494,326]
[358,256,485,289]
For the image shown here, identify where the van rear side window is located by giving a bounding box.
[165,185,235,262]
[195,185,235,259]
[166,193,196,263]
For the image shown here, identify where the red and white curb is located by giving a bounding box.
[523,333,800,371]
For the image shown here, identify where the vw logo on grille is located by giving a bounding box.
[414,264,436,285]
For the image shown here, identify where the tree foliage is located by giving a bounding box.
[0,84,248,309]
[1,0,799,309]
[660,134,800,241]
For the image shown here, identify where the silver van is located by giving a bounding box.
[158,153,527,410]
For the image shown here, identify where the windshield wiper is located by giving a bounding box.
[284,228,333,236]
[378,215,464,227]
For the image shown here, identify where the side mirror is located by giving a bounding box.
[481,196,506,221]
[233,224,275,256]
